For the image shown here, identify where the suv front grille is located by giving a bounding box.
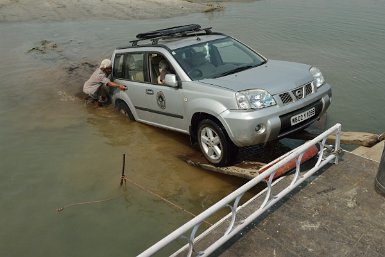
[279,83,314,105]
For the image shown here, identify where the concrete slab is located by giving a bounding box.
[352,141,384,163]
[213,152,385,257]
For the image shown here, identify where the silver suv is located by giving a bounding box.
[110,24,332,166]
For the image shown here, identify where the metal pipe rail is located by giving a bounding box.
[138,123,342,257]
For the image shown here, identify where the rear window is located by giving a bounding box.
[113,53,145,82]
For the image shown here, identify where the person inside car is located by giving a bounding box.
[83,59,127,106]
[157,59,171,85]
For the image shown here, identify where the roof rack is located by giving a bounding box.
[130,24,213,46]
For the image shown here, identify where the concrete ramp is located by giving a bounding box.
[215,152,384,257]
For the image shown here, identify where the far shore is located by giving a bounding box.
[0,0,255,22]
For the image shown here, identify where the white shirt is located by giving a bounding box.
[83,68,111,95]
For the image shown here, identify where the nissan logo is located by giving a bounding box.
[295,89,303,98]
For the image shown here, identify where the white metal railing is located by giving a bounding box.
[138,123,342,257]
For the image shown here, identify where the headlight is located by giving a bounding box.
[236,89,276,110]
[310,66,325,88]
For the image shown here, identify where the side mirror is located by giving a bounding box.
[164,74,180,88]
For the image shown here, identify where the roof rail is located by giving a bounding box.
[130,24,213,46]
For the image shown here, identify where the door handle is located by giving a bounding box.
[146,89,154,95]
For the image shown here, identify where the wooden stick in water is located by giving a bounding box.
[120,154,126,186]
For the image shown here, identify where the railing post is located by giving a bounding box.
[334,123,342,164]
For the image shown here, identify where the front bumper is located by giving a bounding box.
[220,84,332,147]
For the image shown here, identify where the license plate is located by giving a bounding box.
[290,107,316,126]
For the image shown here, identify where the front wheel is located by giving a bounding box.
[115,101,135,121]
[197,119,236,167]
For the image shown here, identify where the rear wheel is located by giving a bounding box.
[197,119,236,166]
[115,101,135,121]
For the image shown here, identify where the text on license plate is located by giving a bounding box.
[290,107,316,126]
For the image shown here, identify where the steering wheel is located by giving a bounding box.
[188,68,203,79]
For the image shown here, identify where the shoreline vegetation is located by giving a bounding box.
[0,0,254,22]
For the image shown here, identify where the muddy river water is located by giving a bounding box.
[1,0,385,256]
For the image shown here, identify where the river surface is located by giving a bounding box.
[1,0,384,256]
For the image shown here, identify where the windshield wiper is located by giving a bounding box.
[216,65,255,77]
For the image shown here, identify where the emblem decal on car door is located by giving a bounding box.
[156,91,166,109]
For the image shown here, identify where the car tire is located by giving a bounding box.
[197,119,236,167]
[115,101,135,121]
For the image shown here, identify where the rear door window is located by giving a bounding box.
[126,53,145,82]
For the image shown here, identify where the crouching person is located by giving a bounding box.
[83,59,126,106]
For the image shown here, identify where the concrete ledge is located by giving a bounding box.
[352,140,385,163]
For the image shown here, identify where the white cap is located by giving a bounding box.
[99,59,112,69]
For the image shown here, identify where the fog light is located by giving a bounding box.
[255,124,265,134]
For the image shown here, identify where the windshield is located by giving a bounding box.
[173,37,266,80]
